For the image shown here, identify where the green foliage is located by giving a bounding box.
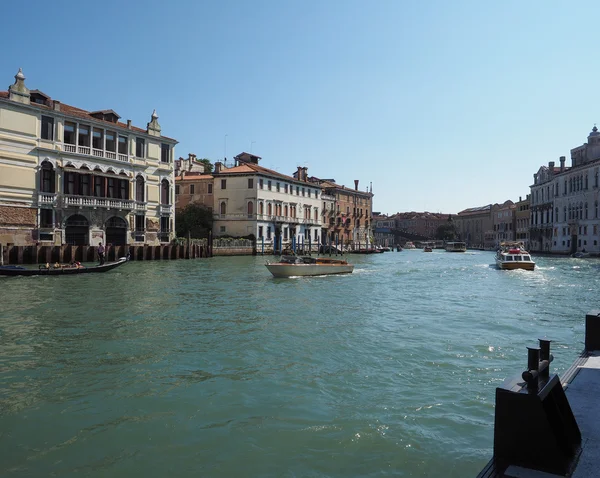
[175,203,213,238]
[435,223,458,241]
[198,158,213,173]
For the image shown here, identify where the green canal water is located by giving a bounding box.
[1,250,598,477]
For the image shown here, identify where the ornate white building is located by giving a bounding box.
[0,69,177,247]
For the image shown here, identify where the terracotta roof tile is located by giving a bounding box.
[175,174,213,181]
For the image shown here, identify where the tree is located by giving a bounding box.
[176,203,213,238]
[435,219,458,241]
[198,158,213,173]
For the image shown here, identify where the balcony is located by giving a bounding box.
[62,143,130,163]
[160,204,173,215]
[38,193,57,206]
[135,202,147,212]
[63,194,134,210]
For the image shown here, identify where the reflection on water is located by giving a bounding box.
[0,253,596,477]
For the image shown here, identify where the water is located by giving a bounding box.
[0,250,598,477]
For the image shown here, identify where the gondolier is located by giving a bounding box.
[98,242,105,265]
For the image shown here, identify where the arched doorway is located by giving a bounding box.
[65,214,89,245]
[105,216,128,245]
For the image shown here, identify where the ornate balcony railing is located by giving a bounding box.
[160,204,173,215]
[38,193,57,206]
[135,202,147,211]
[63,194,134,210]
[61,143,129,162]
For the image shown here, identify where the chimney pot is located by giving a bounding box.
[53,100,61,111]
[127,120,132,129]
[354,180,359,191]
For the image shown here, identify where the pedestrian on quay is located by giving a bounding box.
[98,242,105,265]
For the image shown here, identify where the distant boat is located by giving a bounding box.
[571,252,591,258]
[403,241,416,249]
[265,255,354,277]
[445,242,467,252]
[0,257,128,277]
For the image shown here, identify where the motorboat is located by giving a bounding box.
[572,252,591,258]
[403,241,416,249]
[265,255,354,277]
[423,246,433,252]
[495,243,535,271]
[0,257,128,277]
[445,242,467,252]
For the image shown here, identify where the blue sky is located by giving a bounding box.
[1,1,597,214]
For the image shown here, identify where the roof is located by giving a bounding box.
[0,90,176,141]
[175,174,213,181]
[458,204,492,215]
[218,162,312,185]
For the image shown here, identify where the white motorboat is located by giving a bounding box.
[495,242,535,271]
[445,241,467,252]
[265,255,354,278]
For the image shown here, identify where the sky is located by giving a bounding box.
[1,1,598,214]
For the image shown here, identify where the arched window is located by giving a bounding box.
[40,161,56,193]
[284,205,288,217]
[564,206,567,221]
[596,201,599,219]
[247,201,254,217]
[580,203,584,220]
[585,202,589,219]
[161,179,170,204]
[136,176,145,202]
[585,174,589,189]
[220,201,226,215]
[259,202,264,215]
[267,203,272,216]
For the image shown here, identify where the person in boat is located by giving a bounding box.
[98,242,105,265]
[53,261,61,269]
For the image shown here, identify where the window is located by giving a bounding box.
[220,202,226,215]
[118,135,127,154]
[284,184,288,193]
[248,178,254,189]
[296,186,299,195]
[65,172,76,195]
[268,203,272,215]
[41,116,54,140]
[40,162,55,193]
[136,176,145,202]
[135,215,145,232]
[220,226,226,233]
[268,180,272,190]
[208,183,213,194]
[107,176,115,198]
[161,143,170,163]
[160,216,170,234]
[106,131,116,152]
[40,209,53,228]
[80,174,90,196]
[259,202,264,215]
[221,179,226,189]
[64,121,76,144]
[94,176,104,197]
[302,187,305,197]
[267,226,272,239]
[78,125,90,146]
[284,205,288,217]
[119,179,128,199]
[248,201,253,217]
[283,227,288,240]
[259,178,264,189]
[136,138,145,158]
[190,184,195,194]
[161,179,170,204]
[175,185,180,195]
[307,189,311,198]
[92,128,103,150]
[276,182,280,192]
[258,226,263,238]
[314,229,318,241]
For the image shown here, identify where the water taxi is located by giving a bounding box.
[445,242,467,252]
[265,255,354,278]
[495,243,535,271]
[403,241,416,249]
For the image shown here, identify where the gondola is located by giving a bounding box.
[0,257,128,277]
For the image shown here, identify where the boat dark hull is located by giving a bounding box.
[0,259,128,277]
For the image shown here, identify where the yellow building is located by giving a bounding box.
[0,69,177,246]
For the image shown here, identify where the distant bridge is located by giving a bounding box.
[391,229,432,242]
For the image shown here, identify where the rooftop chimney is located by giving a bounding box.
[560,156,566,172]
[53,100,61,112]
[127,120,132,129]
[214,161,223,173]
[549,161,555,170]
[354,180,359,191]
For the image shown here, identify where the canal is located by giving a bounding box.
[0,250,597,477]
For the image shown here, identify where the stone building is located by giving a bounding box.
[515,195,530,250]
[454,205,492,249]
[0,69,177,247]
[491,200,516,247]
[395,211,451,239]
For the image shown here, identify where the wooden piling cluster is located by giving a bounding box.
[0,243,211,265]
